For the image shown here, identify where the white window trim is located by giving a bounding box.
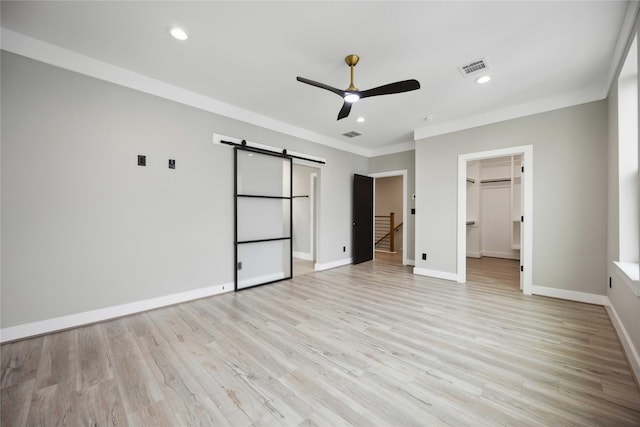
[614,261,640,296]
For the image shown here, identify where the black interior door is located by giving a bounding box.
[353,174,373,264]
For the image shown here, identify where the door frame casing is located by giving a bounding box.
[457,145,533,294]
[369,170,408,266]
[310,172,317,261]
[291,164,320,263]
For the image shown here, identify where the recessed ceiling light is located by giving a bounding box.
[356,116,365,123]
[168,26,188,41]
[475,75,491,84]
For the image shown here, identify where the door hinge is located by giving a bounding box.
[521,216,524,223]
[521,166,524,173]
[520,265,524,272]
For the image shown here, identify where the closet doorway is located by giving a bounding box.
[466,156,521,289]
[457,146,532,294]
[292,163,320,276]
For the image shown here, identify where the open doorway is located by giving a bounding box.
[374,176,404,265]
[369,170,408,266]
[458,145,532,295]
[292,163,320,276]
[465,156,521,289]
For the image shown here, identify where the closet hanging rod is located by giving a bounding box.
[480,178,511,183]
[237,194,290,199]
[292,195,309,198]
[221,139,326,164]
[466,178,476,184]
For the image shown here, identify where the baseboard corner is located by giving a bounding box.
[314,258,352,271]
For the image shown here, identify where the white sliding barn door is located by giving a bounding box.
[235,148,292,290]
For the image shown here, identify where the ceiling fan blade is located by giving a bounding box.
[296,77,345,97]
[337,101,352,120]
[359,79,421,99]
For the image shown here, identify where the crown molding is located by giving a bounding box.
[368,140,416,157]
[2,23,627,157]
[603,1,640,97]
[0,28,372,158]
[414,85,604,141]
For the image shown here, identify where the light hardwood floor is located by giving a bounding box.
[2,259,640,426]
[293,258,315,277]
[373,250,403,266]
[467,256,520,289]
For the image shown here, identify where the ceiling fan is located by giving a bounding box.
[296,54,420,120]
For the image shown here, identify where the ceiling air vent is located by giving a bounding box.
[458,59,489,77]
[342,131,362,138]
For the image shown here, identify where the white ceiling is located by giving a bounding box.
[1,1,636,156]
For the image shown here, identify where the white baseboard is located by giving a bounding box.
[413,267,460,282]
[406,259,415,266]
[0,282,233,343]
[293,251,313,261]
[605,300,640,384]
[466,251,482,258]
[530,285,609,306]
[315,258,352,271]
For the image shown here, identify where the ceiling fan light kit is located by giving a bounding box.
[344,93,360,103]
[297,54,420,120]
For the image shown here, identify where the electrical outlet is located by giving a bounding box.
[609,277,612,289]
[168,159,176,169]
[343,246,346,252]
[137,155,146,166]
[422,253,427,260]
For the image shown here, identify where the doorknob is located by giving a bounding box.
[353,222,356,226]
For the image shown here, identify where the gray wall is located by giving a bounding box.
[415,100,608,294]
[607,18,640,361]
[369,150,416,262]
[1,52,368,328]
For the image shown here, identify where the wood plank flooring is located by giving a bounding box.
[2,259,640,426]
[293,258,315,277]
[466,256,520,289]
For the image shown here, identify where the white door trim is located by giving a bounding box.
[457,145,533,294]
[369,170,408,266]
[310,172,317,260]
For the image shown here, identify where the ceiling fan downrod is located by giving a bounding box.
[345,54,360,92]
